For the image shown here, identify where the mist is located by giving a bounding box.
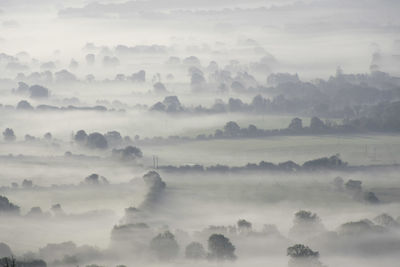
[1,0,400,267]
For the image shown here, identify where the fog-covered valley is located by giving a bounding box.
[1,0,400,267]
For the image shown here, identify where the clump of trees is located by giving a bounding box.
[0,195,20,215]
[3,128,16,142]
[344,179,380,204]
[289,211,325,241]
[0,243,13,259]
[73,130,140,152]
[0,257,47,267]
[81,174,109,186]
[150,96,184,113]
[207,234,236,261]
[287,244,324,267]
[140,171,166,209]
[149,231,179,261]
[159,155,347,173]
[112,146,142,161]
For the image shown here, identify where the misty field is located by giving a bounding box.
[142,134,400,166]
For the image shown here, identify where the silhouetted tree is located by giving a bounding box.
[185,242,205,260]
[87,133,108,149]
[287,244,323,267]
[289,210,325,240]
[22,179,33,188]
[0,256,16,267]
[310,117,325,132]
[153,82,167,94]
[3,128,16,142]
[0,243,12,258]
[288,118,303,131]
[364,192,379,204]
[43,132,52,141]
[149,231,179,261]
[16,100,33,110]
[82,174,109,185]
[223,121,240,137]
[112,146,143,161]
[29,85,49,98]
[0,196,20,215]
[207,234,236,261]
[345,179,362,193]
[373,213,399,228]
[237,219,252,234]
[74,130,88,144]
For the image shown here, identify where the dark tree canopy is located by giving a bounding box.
[16,100,33,110]
[82,174,109,185]
[223,121,240,137]
[237,219,252,232]
[29,85,49,98]
[149,231,179,261]
[140,171,166,209]
[0,243,13,258]
[3,128,16,142]
[288,118,303,131]
[207,234,236,261]
[0,195,20,215]
[287,244,319,258]
[112,146,143,161]
[74,130,88,144]
[86,132,108,149]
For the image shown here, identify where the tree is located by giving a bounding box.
[22,179,33,188]
[251,94,268,112]
[130,70,145,83]
[228,98,244,112]
[185,242,205,260]
[288,118,303,131]
[289,210,325,240]
[74,130,88,144]
[85,54,95,65]
[16,100,33,110]
[104,131,123,147]
[0,256,16,267]
[0,195,20,215]
[112,146,143,161]
[309,117,325,132]
[3,128,16,142]
[162,96,183,113]
[373,213,399,228]
[29,85,49,98]
[140,171,166,209]
[345,179,362,192]
[0,243,12,258]
[43,132,52,141]
[153,82,167,94]
[237,219,252,234]
[294,210,319,224]
[86,133,108,149]
[364,192,379,204]
[207,234,236,261]
[149,231,179,261]
[223,121,240,137]
[287,244,319,258]
[82,174,109,185]
[287,244,323,267]
[191,72,206,93]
